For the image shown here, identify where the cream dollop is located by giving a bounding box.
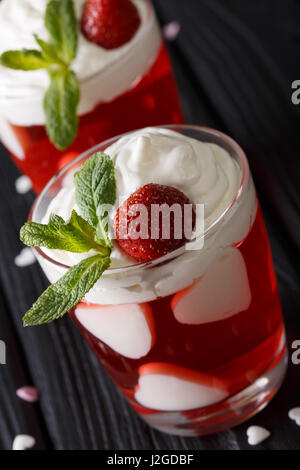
[35,127,257,305]
[0,0,161,125]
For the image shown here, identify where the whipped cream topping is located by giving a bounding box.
[34,127,257,305]
[0,0,161,125]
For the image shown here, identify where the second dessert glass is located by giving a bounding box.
[29,125,287,436]
[0,0,183,193]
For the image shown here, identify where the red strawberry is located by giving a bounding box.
[81,0,141,49]
[114,184,195,262]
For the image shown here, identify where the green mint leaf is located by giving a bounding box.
[23,255,111,326]
[44,68,79,150]
[20,210,110,255]
[74,153,116,248]
[67,210,110,255]
[45,0,78,64]
[33,34,64,65]
[0,49,50,70]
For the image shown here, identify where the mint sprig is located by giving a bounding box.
[0,0,79,151]
[33,34,65,66]
[45,0,78,64]
[44,68,79,151]
[21,210,110,256]
[1,49,50,70]
[20,152,116,326]
[23,255,111,326]
[74,152,116,248]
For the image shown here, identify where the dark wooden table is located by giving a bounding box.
[0,0,300,450]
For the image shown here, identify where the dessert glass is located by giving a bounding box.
[29,125,287,436]
[0,0,183,193]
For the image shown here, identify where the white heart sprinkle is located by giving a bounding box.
[247,426,270,446]
[12,434,36,451]
[16,386,39,403]
[288,407,300,425]
[15,175,32,194]
[14,247,36,267]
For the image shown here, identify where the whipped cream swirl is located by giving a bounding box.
[34,127,257,304]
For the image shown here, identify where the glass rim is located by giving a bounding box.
[30,124,249,274]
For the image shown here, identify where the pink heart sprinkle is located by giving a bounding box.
[163,21,181,41]
[16,386,39,403]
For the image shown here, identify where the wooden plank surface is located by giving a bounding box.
[0,0,299,450]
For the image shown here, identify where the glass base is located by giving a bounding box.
[139,349,288,437]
